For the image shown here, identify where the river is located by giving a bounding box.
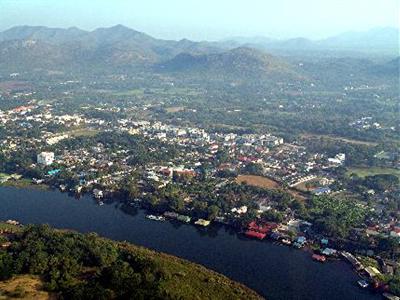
[0,186,380,300]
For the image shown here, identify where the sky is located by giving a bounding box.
[0,0,398,41]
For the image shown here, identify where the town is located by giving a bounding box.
[0,96,399,297]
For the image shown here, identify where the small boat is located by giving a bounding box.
[358,279,369,288]
[98,201,104,206]
[312,254,326,262]
[281,238,292,245]
[194,219,211,227]
[146,215,166,221]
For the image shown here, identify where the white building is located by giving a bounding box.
[37,152,55,166]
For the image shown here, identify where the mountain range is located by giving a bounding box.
[0,25,398,84]
[224,27,399,55]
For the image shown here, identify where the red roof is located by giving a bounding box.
[248,221,277,234]
[245,230,266,240]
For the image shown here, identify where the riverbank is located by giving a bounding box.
[0,177,49,190]
[0,186,381,300]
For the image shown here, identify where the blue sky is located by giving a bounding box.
[0,0,398,40]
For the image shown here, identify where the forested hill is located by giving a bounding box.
[0,224,262,300]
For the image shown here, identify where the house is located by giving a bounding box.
[312,187,331,195]
[322,248,337,256]
[47,169,61,176]
[37,152,55,166]
[293,236,307,248]
[321,238,329,246]
[231,206,248,214]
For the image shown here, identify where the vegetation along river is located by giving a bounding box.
[0,187,380,300]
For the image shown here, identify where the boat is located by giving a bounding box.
[281,238,292,245]
[312,254,326,262]
[194,219,211,226]
[146,215,166,221]
[98,201,104,206]
[93,189,104,199]
[357,279,369,288]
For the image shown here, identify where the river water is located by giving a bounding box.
[0,187,380,300]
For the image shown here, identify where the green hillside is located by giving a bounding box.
[0,224,262,300]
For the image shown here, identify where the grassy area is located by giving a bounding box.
[0,275,54,300]
[0,179,48,190]
[346,167,400,179]
[122,243,262,299]
[64,128,100,137]
[0,222,22,233]
[357,256,379,269]
[301,133,378,146]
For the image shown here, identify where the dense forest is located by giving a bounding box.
[0,224,261,300]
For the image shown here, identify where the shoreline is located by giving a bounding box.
[0,185,383,300]
[0,185,391,298]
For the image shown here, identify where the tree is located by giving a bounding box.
[207,205,220,221]
[390,275,400,297]
[0,251,14,280]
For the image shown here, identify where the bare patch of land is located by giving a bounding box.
[236,175,307,201]
[0,275,55,300]
[236,175,280,189]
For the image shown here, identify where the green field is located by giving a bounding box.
[347,167,400,178]
[65,128,100,137]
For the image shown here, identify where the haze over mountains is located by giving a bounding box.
[225,27,399,54]
[0,25,398,85]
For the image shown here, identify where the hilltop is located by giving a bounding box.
[158,47,303,82]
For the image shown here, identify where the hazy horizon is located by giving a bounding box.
[0,0,398,41]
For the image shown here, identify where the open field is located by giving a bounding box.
[236,175,307,201]
[64,128,100,137]
[346,167,400,178]
[0,178,48,190]
[236,175,280,189]
[0,275,54,300]
[300,134,378,146]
